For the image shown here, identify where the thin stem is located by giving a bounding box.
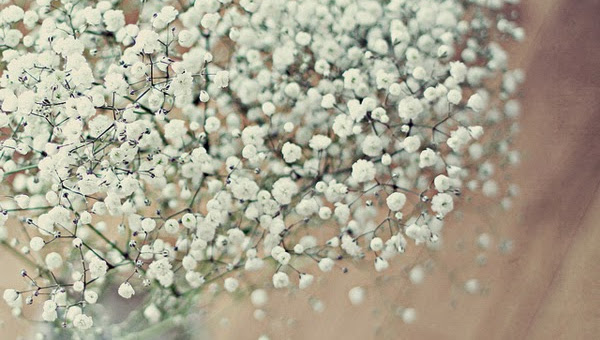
[2,164,38,177]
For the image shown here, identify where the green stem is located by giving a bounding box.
[86,224,129,259]
[4,206,52,212]
[2,164,38,177]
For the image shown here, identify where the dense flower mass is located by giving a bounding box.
[0,0,522,337]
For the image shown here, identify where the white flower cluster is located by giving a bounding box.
[0,0,522,337]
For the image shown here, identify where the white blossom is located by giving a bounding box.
[45,253,63,270]
[348,286,366,306]
[272,272,290,289]
[73,314,94,330]
[398,96,423,121]
[386,193,407,212]
[224,278,239,292]
[118,282,135,299]
[272,178,299,205]
[351,160,376,183]
[282,142,302,163]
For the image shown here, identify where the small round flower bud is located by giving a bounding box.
[72,238,82,248]
[348,286,365,305]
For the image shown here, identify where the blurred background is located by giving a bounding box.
[2,0,600,338]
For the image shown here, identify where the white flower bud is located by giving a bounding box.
[224,277,239,292]
[318,258,334,272]
[272,272,289,288]
[29,237,44,251]
[45,252,63,270]
[348,286,365,305]
[118,282,135,299]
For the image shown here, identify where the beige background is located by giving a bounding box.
[2,0,600,339]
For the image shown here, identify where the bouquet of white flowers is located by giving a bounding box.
[0,0,522,338]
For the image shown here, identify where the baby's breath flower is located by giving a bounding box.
[348,286,366,306]
[352,160,376,183]
[0,0,522,335]
[118,282,135,299]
